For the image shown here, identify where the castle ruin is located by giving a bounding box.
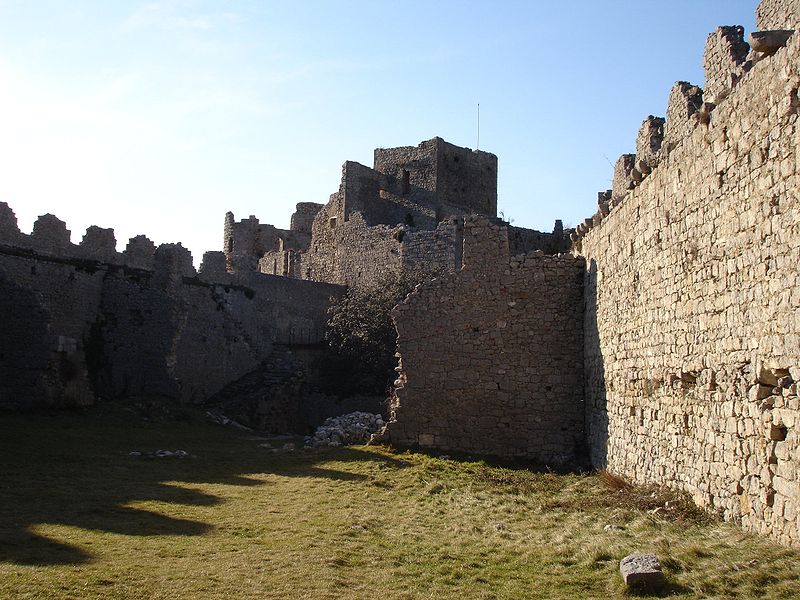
[1,0,799,548]
[223,136,570,289]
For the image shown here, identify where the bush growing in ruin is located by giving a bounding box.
[322,271,422,396]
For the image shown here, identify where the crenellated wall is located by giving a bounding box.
[577,16,800,545]
[377,0,800,547]
[0,202,342,410]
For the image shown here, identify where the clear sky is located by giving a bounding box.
[0,0,757,264]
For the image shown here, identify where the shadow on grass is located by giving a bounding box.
[626,581,693,597]
[0,405,399,566]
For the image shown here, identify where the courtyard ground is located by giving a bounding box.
[1,405,798,599]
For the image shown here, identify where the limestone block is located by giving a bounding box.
[620,554,666,591]
[750,30,795,55]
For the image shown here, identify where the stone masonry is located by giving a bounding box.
[3,0,800,553]
[383,0,800,548]
[382,217,585,466]
[757,0,800,29]
[703,26,751,105]
[574,0,800,546]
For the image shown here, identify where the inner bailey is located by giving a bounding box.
[2,0,799,552]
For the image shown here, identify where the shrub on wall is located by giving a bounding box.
[322,270,429,396]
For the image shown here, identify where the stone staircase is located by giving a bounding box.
[205,345,307,433]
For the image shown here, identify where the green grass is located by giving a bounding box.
[1,406,799,599]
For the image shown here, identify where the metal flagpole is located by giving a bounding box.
[477,103,480,150]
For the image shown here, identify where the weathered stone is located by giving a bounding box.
[757,0,800,29]
[620,554,666,590]
[750,29,794,54]
[704,26,750,104]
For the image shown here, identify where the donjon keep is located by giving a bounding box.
[1,0,800,548]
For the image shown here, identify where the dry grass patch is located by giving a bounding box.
[0,406,798,599]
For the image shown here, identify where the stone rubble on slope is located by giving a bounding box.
[306,412,385,447]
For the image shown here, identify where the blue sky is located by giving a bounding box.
[0,1,756,264]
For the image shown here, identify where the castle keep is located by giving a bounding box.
[1,0,799,548]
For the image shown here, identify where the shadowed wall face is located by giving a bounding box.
[0,205,342,410]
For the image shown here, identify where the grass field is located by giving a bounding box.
[1,405,799,599]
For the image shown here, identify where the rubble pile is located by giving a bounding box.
[306,412,385,447]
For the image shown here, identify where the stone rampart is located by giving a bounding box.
[382,217,585,466]
[0,203,342,410]
[578,24,800,545]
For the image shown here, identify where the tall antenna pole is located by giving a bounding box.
[477,103,480,150]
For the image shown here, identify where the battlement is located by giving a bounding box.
[573,7,797,245]
[0,198,343,412]
[0,201,168,270]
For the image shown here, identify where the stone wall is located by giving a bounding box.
[508,221,571,255]
[227,137,567,292]
[578,25,800,545]
[0,202,342,410]
[224,204,314,269]
[290,202,323,234]
[400,219,462,276]
[756,0,800,29]
[301,210,406,288]
[435,140,498,216]
[374,139,440,200]
[382,218,585,466]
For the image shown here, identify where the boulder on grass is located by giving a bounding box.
[620,553,666,591]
